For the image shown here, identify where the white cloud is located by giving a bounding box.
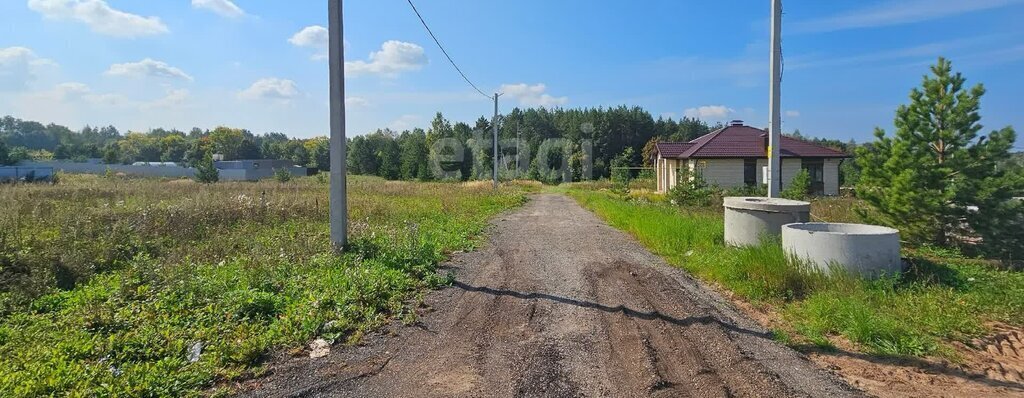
[785,110,801,118]
[499,83,568,107]
[106,59,193,81]
[28,0,169,38]
[239,78,300,101]
[0,46,58,91]
[345,97,369,107]
[289,25,331,60]
[191,0,245,18]
[684,105,735,120]
[346,41,427,77]
[289,25,328,48]
[792,0,1024,33]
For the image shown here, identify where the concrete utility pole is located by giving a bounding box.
[767,0,783,198]
[492,93,502,189]
[328,0,347,250]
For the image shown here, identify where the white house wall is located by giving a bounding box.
[657,156,843,196]
[695,159,745,188]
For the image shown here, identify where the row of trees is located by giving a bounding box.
[347,107,720,183]
[0,117,330,170]
[1,107,717,179]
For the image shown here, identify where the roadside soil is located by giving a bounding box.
[710,263,1024,398]
[805,325,1024,398]
[237,194,856,397]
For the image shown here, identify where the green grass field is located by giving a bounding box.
[0,175,528,397]
[566,188,1024,359]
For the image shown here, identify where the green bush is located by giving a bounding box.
[666,169,715,206]
[610,148,634,195]
[194,153,219,184]
[273,168,292,183]
[723,184,767,197]
[782,169,810,200]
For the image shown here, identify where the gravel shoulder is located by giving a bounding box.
[238,194,859,397]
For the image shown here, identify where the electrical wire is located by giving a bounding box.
[406,0,491,99]
[780,2,784,82]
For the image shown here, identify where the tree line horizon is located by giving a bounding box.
[0,107,858,184]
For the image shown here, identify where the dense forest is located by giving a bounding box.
[349,107,723,183]
[0,107,877,184]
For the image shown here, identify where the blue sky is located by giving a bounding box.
[1,0,1023,148]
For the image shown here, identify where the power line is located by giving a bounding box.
[406,0,491,99]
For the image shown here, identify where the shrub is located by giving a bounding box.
[273,168,292,183]
[667,169,715,206]
[723,184,767,197]
[610,148,634,195]
[194,153,219,184]
[782,169,810,200]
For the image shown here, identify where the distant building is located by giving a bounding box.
[14,158,311,181]
[0,166,55,183]
[651,120,850,196]
[213,159,310,180]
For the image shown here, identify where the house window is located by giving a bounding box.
[802,159,825,195]
[743,159,757,187]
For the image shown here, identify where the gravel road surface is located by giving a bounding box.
[240,194,859,397]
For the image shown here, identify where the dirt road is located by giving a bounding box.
[241,194,859,397]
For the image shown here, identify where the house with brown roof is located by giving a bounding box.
[652,120,849,195]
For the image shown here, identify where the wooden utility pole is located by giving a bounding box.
[767,0,783,198]
[328,0,347,250]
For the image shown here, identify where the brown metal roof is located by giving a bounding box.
[653,142,695,158]
[656,124,848,159]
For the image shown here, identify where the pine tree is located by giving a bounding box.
[782,169,811,200]
[856,58,1024,258]
[194,152,219,183]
